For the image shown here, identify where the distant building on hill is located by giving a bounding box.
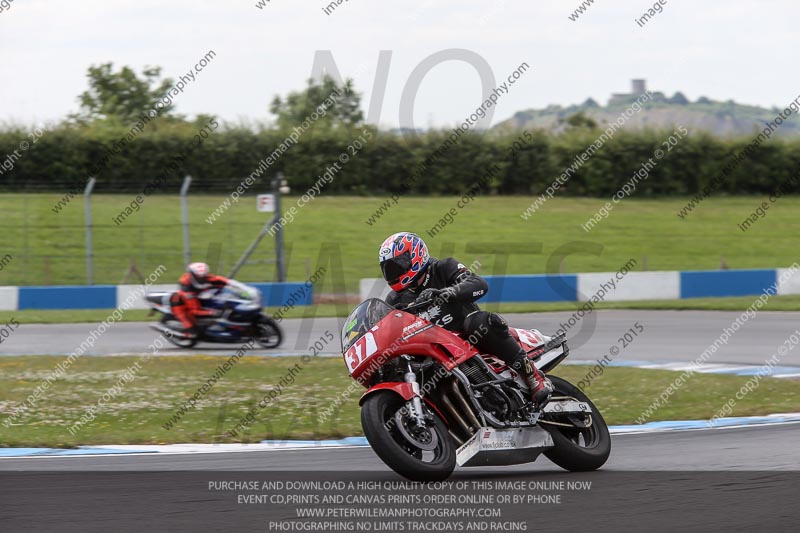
[609,79,648,105]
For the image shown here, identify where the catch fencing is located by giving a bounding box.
[0,179,290,286]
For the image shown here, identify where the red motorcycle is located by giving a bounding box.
[341,298,611,481]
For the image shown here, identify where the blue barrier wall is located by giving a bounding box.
[18,286,118,310]
[483,275,579,303]
[11,283,311,310]
[3,268,798,310]
[679,269,777,299]
[360,267,798,304]
[251,283,313,307]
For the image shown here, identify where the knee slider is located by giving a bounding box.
[487,312,509,334]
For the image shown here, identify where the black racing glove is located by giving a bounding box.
[436,286,458,303]
[414,288,441,305]
[414,287,458,306]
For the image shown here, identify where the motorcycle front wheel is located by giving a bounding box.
[361,392,455,482]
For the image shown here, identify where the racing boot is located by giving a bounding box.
[181,325,199,339]
[172,305,199,339]
[511,352,553,409]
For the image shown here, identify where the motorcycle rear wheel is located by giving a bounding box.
[253,316,282,349]
[361,392,455,482]
[542,376,611,471]
[159,316,198,348]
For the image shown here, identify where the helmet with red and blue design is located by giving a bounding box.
[379,232,430,292]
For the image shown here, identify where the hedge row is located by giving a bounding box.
[1,123,799,196]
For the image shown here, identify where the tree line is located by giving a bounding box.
[1,63,798,197]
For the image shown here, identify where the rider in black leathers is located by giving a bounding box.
[380,232,553,408]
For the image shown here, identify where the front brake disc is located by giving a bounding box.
[394,410,439,451]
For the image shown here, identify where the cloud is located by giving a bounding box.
[1,0,799,127]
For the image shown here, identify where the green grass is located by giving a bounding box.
[3,294,800,325]
[2,194,799,293]
[1,355,798,448]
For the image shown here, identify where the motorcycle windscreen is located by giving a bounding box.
[341,298,394,352]
[220,280,260,301]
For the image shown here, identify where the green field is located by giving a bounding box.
[1,194,799,294]
[1,355,798,448]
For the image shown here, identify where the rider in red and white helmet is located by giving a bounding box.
[380,232,553,409]
[170,262,229,337]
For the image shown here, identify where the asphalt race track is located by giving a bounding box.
[2,310,799,531]
[3,310,800,367]
[1,425,799,531]
[1,423,799,471]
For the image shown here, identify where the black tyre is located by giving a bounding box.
[159,316,198,348]
[542,375,611,471]
[253,316,282,349]
[361,392,455,482]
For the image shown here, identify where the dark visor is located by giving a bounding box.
[380,251,412,284]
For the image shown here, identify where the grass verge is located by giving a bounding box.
[1,355,797,448]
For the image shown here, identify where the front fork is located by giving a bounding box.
[403,357,427,428]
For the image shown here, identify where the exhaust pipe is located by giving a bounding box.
[449,379,482,430]
[149,324,185,339]
[448,429,465,447]
[439,389,473,436]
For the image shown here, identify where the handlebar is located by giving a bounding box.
[397,297,435,313]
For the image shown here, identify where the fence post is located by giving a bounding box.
[229,173,290,281]
[275,173,287,282]
[84,177,96,285]
[181,175,193,267]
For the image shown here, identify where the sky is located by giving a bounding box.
[1,0,798,130]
